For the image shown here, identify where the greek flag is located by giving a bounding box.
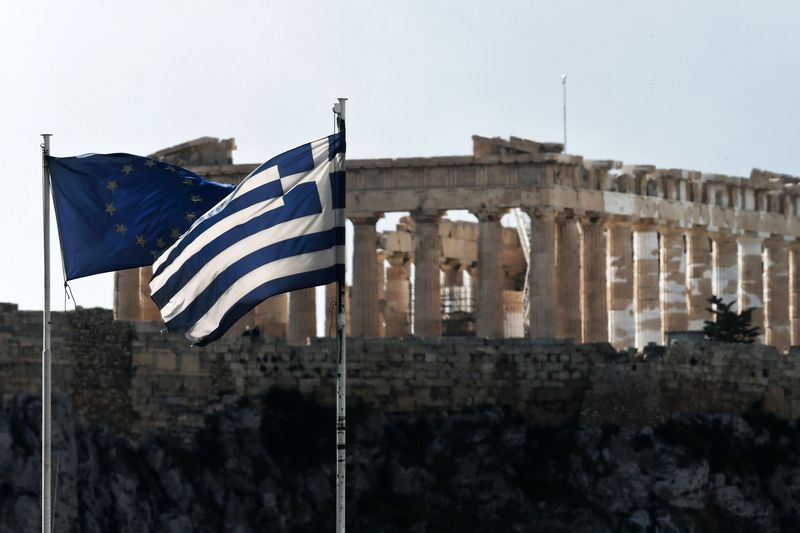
[149,132,346,345]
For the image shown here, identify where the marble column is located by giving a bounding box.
[287,287,316,345]
[607,219,635,348]
[557,215,581,340]
[385,253,411,337]
[764,239,790,350]
[465,265,478,316]
[443,262,463,287]
[790,242,800,346]
[686,228,712,330]
[737,235,764,337]
[527,207,557,338]
[580,215,607,343]
[350,216,381,337]
[114,268,140,321]
[503,290,525,337]
[413,210,442,337]
[253,293,287,338]
[659,227,688,340]
[475,208,504,337]
[712,232,739,309]
[138,266,162,321]
[377,251,387,338]
[633,223,661,347]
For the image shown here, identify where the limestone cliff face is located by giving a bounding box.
[1,391,799,532]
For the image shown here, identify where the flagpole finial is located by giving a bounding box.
[41,134,52,153]
[333,98,347,122]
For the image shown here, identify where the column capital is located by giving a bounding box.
[473,206,505,222]
[687,225,710,237]
[440,259,462,274]
[385,251,410,267]
[630,218,658,232]
[525,205,558,221]
[763,236,790,249]
[706,228,736,241]
[737,233,765,246]
[657,224,685,236]
[349,213,382,225]
[578,212,606,225]
[555,209,579,224]
[410,209,443,224]
[604,215,632,228]
[788,239,800,252]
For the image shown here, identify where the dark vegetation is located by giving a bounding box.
[703,295,760,343]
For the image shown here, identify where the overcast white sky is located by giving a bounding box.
[2,0,799,312]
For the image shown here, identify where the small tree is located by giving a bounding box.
[703,295,760,343]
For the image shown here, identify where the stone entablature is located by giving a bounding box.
[189,136,800,237]
[113,135,800,351]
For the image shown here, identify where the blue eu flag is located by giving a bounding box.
[48,153,234,280]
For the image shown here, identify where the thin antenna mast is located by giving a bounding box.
[561,74,567,150]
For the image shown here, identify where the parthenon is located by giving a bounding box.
[114,134,800,351]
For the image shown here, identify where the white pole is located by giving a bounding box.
[561,74,567,150]
[333,97,347,533]
[41,133,52,533]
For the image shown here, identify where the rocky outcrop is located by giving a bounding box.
[1,391,800,532]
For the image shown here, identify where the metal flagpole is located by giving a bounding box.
[41,133,53,533]
[332,97,347,533]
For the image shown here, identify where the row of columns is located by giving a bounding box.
[348,208,512,340]
[347,210,800,351]
[605,221,793,351]
[612,224,798,350]
[323,214,797,350]
[116,209,800,351]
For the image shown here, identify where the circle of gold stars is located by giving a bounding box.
[103,160,212,258]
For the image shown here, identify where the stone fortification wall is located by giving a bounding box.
[0,304,135,428]
[2,304,800,440]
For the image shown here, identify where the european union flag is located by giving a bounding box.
[48,153,234,280]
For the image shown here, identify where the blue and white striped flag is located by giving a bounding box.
[149,132,346,345]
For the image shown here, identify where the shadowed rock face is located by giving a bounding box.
[1,391,799,532]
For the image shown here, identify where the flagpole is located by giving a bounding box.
[41,133,53,533]
[333,97,347,533]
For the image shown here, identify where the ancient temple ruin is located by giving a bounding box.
[114,135,800,351]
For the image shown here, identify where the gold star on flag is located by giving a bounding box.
[185,211,196,222]
[144,159,155,168]
[136,235,147,247]
[107,180,119,192]
[156,238,166,248]
[170,228,181,239]
[182,178,194,185]
[115,223,127,235]
[166,166,177,173]
[121,164,134,175]
[191,194,202,203]
[104,202,116,216]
